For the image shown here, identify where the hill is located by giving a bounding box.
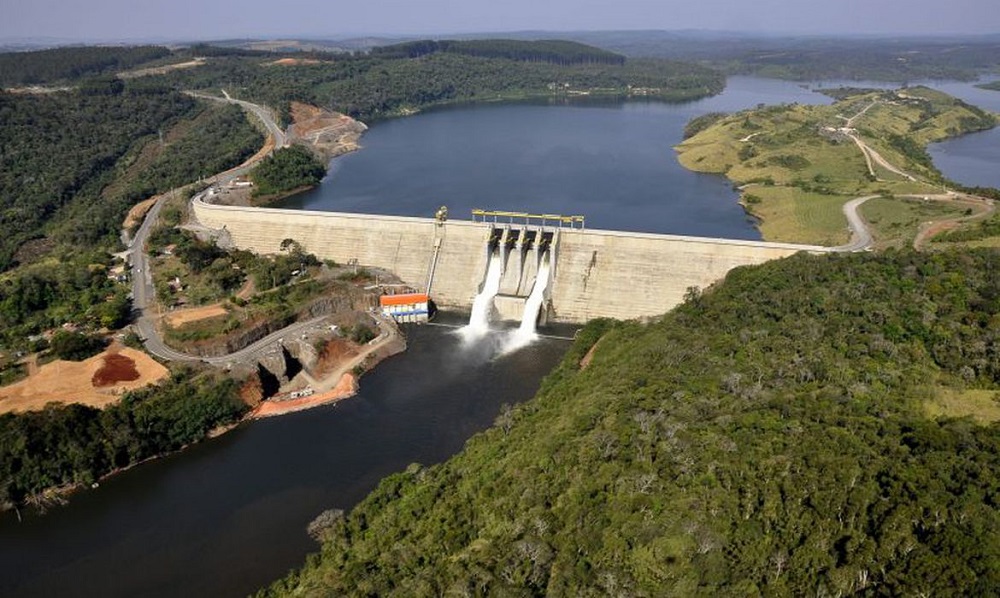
[675,87,997,245]
[262,249,1000,596]
[157,43,724,123]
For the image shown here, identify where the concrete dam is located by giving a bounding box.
[192,197,826,324]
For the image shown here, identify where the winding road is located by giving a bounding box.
[834,195,880,252]
[129,91,326,365]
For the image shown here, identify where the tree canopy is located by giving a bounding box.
[250,145,327,198]
[0,46,171,86]
[371,39,626,66]
[263,248,1000,597]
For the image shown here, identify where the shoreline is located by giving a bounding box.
[3,328,405,520]
[250,372,359,418]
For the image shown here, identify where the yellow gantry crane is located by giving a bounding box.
[471,209,585,229]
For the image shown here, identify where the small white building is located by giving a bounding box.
[379,293,430,324]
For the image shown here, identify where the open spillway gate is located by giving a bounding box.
[476,225,557,326]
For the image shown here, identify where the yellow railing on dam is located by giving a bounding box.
[471,209,586,229]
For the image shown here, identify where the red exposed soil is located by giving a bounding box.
[313,338,359,378]
[92,354,141,387]
[252,373,358,418]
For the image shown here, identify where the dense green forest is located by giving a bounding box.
[0,86,196,270]
[0,369,246,509]
[264,249,1000,596]
[561,32,1000,82]
[250,145,328,198]
[0,251,131,350]
[371,39,626,65]
[0,45,171,86]
[978,80,1000,92]
[158,43,725,123]
[112,102,264,202]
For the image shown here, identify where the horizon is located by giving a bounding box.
[3,0,999,46]
[3,28,1000,49]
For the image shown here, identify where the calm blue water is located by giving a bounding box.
[282,76,998,228]
[280,77,834,240]
[926,77,1000,189]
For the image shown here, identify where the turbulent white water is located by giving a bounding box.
[462,250,504,339]
[504,254,551,353]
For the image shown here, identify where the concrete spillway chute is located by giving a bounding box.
[499,228,525,296]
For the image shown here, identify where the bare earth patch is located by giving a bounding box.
[252,373,358,418]
[0,345,169,414]
[266,58,324,67]
[312,338,360,379]
[288,102,367,160]
[123,196,159,229]
[117,58,206,79]
[579,336,605,370]
[92,354,141,387]
[163,303,229,327]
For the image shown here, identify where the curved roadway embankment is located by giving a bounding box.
[834,195,879,252]
[129,91,319,365]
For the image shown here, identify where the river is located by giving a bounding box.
[0,324,569,597]
[2,75,997,598]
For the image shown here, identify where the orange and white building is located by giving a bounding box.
[379,293,430,323]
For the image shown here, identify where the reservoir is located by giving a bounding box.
[2,76,997,598]
[926,78,1000,189]
[279,76,832,239]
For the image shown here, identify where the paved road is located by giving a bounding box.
[125,94,330,366]
[833,195,879,252]
[187,90,286,149]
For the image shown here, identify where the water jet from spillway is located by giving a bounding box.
[502,253,551,354]
[460,249,503,341]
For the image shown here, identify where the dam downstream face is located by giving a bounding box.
[279,77,836,239]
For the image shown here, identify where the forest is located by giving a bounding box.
[0,45,171,86]
[157,44,725,123]
[263,249,1000,597]
[0,250,131,350]
[250,145,328,199]
[0,369,246,509]
[0,86,196,270]
[561,31,1000,82]
[370,39,626,65]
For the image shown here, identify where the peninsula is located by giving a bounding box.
[675,86,998,247]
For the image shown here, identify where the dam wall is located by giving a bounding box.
[192,198,825,323]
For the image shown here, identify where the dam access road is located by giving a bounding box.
[128,90,331,366]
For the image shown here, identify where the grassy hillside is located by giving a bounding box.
[263,249,1000,596]
[675,87,997,245]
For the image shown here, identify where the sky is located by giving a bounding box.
[2,0,999,42]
